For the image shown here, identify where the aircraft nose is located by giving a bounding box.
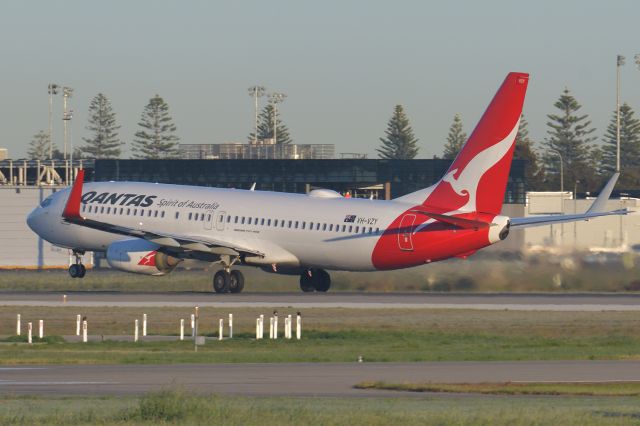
[26,208,41,234]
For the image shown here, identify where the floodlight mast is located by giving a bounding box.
[616,55,625,173]
[47,83,59,160]
[248,86,266,144]
[269,92,286,144]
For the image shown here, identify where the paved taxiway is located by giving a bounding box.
[3,361,640,397]
[3,291,640,311]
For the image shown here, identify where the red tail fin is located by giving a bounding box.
[424,72,529,215]
[62,169,85,220]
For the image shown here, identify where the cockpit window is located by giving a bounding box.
[40,195,54,208]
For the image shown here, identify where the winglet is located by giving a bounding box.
[62,169,85,220]
[586,172,620,214]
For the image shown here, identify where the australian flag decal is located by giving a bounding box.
[344,215,356,223]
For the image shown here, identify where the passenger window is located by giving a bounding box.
[329,224,333,231]
[140,209,145,216]
[175,212,179,219]
[267,219,272,226]
[120,208,124,215]
[302,222,306,230]
[375,227,380,234]
[309,222,313,230]
[100,207,105,214]
[281,220,285,228]
[349,226,353,232]
[226,215,231,223]
[261,218,265,226]
[255,217,259,225]
[201,214,205,221]
[316,223,321,231]
[355,226,359,233]
[154,211,159,218]
[336,225,340,233]
[81,205,86,212]
[241,217,245,224]
[234,216,238,224]
[161,211,165,218]
[188,212,192,220]
[148,210,152,217]
[322,224,327,231]
[295,221,299,229]
[127,208,131,215]
[288,220,292,228]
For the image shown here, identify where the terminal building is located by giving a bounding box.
[178,140,335,160]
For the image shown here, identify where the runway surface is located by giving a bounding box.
[2,361,640,397]
[2,291,640,311]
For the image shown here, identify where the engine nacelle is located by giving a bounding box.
[106,238,181,276]
[488,215,511,244]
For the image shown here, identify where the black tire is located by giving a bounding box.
[213,270,231,293]
[314,269,331,292]
[299,271,315,292]
[229,270,245,293]
[69,264,79,278]
[78,264,86,278]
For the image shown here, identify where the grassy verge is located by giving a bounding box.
[3,390,640,425]
[3,308,640,364]
[0,256,638,293]
[355,381,640,396]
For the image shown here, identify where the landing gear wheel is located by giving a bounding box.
[314,269,331,292]
[299,272,315,292]
[77,264,87,278]
[213,270,231,293]
[69,264,80,278]
[229,270,245,293]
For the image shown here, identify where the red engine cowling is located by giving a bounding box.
[106,238,181,276]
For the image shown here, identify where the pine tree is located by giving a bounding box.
[601,103,640,188]
[132,95,180,159]
[442,114,467,160]
[27,130,50,160]
[376,105,419,159]
[542,88,597,191]
[247,104,292,144]
[513,114,545,190]
[80,93,122,158]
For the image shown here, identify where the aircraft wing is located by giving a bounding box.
[510,173,629,229]
[61,170,264,258]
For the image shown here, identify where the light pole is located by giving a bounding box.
[248,86,266,144]
[616,55,625,173]
[269,92,286,144]
[573,180,580,244]
[47,84,59,160]
[62,87,73,183]
[551,149,564,244]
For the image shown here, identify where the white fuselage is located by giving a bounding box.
[28,182,411,272]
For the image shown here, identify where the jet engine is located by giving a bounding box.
[488,215,511,244]
[106,238,181,276]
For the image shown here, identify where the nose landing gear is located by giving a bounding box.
[68,251,86,279]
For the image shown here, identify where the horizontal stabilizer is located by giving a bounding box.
[410,209,494,230]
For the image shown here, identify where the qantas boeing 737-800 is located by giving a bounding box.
[26,73,627,293]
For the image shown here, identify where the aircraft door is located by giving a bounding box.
[204,211,214,230]
[214,211,226,231]
[398,214,416,251]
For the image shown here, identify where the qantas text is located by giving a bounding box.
[81,191,156,208]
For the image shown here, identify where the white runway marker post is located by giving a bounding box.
[39,320,44,339]
[269,317,274,339]
[142,314,147,337]
[134,319,139,342]
[296,312,302,340]
[228,313,233,338]
[256,318,261,339]
[287,315,293,339]
[180,319,185,341]
[194,306,199,352]
[16,314,21,336]
[218,319,224,341]
[274,313,278,340]
[76,315,81,336]
[63,294,67,304]
[191,313,196,338]
[28,322,32,344]
[259,315,264,338]
[82,320,88,343]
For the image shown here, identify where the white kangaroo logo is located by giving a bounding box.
[413,120,519,234]
[440,121,519,212]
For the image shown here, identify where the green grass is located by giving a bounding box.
[355,381,640,396]
[2,329,640,364]
[4,308,640,364]
[3,390,640,425]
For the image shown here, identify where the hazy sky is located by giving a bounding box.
[2,0,639,159]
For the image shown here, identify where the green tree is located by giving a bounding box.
[601,103,640,188]
[80,93,122,158]
[27,130,50,160]
[132,95,180,159]
[542,88,597,190]
[513,114,545,190]
[442,114,467,160]
[376,105,419,159]
[248,104,292,144]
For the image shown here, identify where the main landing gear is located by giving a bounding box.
[299,269,331,293]
[68,251,86,279]
[212,255,244,294]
